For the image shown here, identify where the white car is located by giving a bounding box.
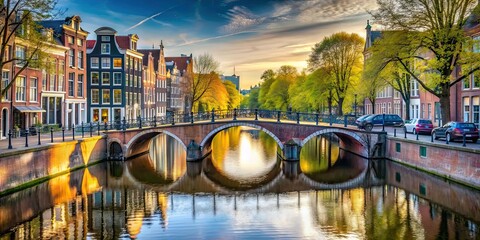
[404,118,434,134]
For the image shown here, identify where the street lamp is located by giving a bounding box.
[354,94,357,118]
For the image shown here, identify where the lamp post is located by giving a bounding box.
[354,94,357,118]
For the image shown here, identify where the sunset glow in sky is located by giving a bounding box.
[58,0,378,89]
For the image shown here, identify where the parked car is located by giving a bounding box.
[432,121,479,143]
[404,119,434,135]
[357,114,404,131]
[355,114,372,127]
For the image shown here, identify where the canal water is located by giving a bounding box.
[0,126,479,239]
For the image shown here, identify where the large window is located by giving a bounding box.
[91,72,99,85]
[101,43,110,54]
[113,58,122,68]
[410,80,419,97]
[113,89,122,104]
[91,57,99,68]
[15,76,26,101]
[101,36,110,42]
[102,72,110,85]
[77,50,83,68]
[102,58,110,69]
[2,71,9,101]
[69,49,75,67]
[77,74,84,97]
[15,46,26,66]
[30,77,37,102]
[102,89,110,104]
[68,73,74,97]
[91,89,99,104]
[49,74,56,91]
[113,72,122,85]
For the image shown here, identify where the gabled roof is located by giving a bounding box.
[115,36,130,50]
[138,49,162,71]
[165,56,192,73]
[86,40,96,49]
[38,20,64,34]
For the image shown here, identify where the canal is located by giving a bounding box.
[0,126,479,239]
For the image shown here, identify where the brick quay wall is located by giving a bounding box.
[0,136,107,195]
[387,137,480,188]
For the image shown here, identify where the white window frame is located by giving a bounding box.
[91,57,99,68]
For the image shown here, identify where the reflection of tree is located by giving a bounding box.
[300,135,340,174]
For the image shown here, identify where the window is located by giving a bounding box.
[91,89,99,104]
[102,72,110,85]
[91,72,99,85]
[69,49,75,67]
[101,58,110,69]
[77,38,83,46]
[15,46,26,66]
[42,70,47,91]
[77,50,83,68]
[30,78,37,102]
[395,143,401,153]
[113,72,122,85]
[101,36,110,42]
[91,57,99,68]
[68,73,74,97]
[68,36,74,44]
[58,74,64,92]
[101,43,110,54]
[428,103,432,119]
[474,71,480,88]
[77,74,84,97]
[113,89,122,104]
[15,76,26,101]
[473,97,480,127]
[113,58,122,68]
[102,89,110,104]
[419,146,427,158]
[2,71,9,101]
[410,80,419,96]
[49,74,56,91]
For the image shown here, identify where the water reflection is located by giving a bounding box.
[301,134,367,184]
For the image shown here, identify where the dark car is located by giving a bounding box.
[357,114,404,131]
[355,114,372,127]
[432,122,479,143]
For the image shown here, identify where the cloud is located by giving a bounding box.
[175,30,256,47]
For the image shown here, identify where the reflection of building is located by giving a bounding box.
[149,135,186,181]
[86,27,144,122]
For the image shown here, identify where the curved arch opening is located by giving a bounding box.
[200,122,284,151]
[300,133,368,184]
[109,141,123,160]
[301,129,368,158]
[125,129,187,158]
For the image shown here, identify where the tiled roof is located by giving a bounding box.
[115,36,130,50]
[86,40,96,49]
[165,56,192,73]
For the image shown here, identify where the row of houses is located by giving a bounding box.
[0,16,193,139]
[363,19,480,127]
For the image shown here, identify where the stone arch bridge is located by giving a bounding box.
[105,120,387,161]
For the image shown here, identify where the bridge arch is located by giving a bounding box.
[199,122,284,150]
[125,129,187,158]
[301,128,368,157]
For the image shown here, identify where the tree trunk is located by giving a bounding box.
[404,99,410,120]
[371,98,376,114]
[328,96,332,115]
[439,94,451,124]
[337,97,344,116]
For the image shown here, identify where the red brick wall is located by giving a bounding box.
[388,137,480,186]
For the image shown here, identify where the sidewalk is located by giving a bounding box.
[0,128,103,156]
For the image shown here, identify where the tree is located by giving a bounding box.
[265,65,297,110]
[187,53,220,111]
[240,87,259,109]
[0,0,61,97]
[370,0,480,123]
[223,80,241,109]
[196,73,228,111]
[308,32,364,115]
[258,69,275,109]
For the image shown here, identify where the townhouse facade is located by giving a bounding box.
[86,27,143,123]
[363,21,446,126]
[138,41,168,119]
[39,16,88,128]
[165,55,193,114]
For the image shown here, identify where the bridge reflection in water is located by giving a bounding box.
[1,127,479,239]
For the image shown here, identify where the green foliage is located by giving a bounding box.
[370,0,480,122]
[308,32,364,115]
[223,80,241,109]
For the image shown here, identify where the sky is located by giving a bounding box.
[58,0,379,89]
